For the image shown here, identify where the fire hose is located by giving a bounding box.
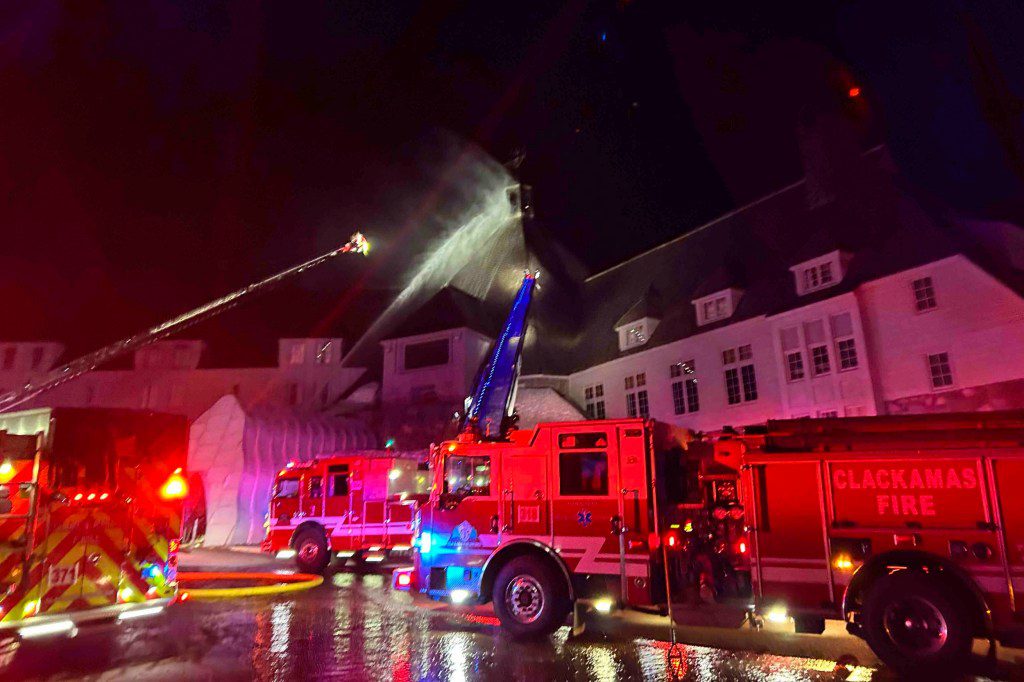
[176,572,323,600]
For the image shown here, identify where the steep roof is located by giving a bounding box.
[531,148,1023,374]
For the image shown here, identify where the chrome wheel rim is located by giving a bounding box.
[882,596,948,656]
[298,541,320,563]
[505,575,545,624]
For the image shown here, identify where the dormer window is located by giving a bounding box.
[614,316,659,352]
[692,288,742,327]
[791,250,847,296]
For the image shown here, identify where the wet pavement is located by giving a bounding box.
[2,562,1017,681]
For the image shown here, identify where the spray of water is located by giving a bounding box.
[342,173,529,365]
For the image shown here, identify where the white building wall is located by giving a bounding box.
[567,316,783,432]
[380,327,492,403]
[858,255,1024,407]
[768,292,879,418]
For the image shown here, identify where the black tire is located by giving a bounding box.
[293,528,330,574]
[491,555,571,639]
[861,570,975,676]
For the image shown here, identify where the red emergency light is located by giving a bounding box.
[160,468,189,500]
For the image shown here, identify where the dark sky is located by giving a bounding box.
[1,1,1021,347]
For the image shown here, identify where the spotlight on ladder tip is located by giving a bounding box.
[340,232,371,256]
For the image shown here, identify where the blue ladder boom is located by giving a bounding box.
[463,273,537,440]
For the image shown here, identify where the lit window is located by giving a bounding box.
[811,346,831,375]
[837,338,858,370]
[787,352,805,381]
[928,353,953,388]
[913,277,937,312]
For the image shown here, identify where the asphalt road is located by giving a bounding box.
[2,562,1018,681]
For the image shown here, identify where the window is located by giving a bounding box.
[636,390,649,418]
[404,339,449,370]
[723,346,756,404]
[740,365,758,401]
[671,381,686,415]
[802,263,834,293]
[31,346,44,370]
[725,368,741,405]
[329,466,349,496]
[786,352,805,381]
[624,324,647,349]
[308,476,323,499]
[811,345,831,375]
[559,432,609,449]
[444,455,491,496]
[837,338,858,370]
[913,277,937,312]
[928,352,953,388]
[1,347,14,370]
[559,451,609,496]
[684,379,700,412]
[624,373,646,417]
[702,296,728,323]
[289,344,306,364]
[584,384,605,420]
[275,478,300,498]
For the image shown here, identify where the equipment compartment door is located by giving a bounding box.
[749,461,831,610]
[40,505,88,614]
[501,454,549,538]
[80,504,126,608]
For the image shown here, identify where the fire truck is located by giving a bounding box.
[402,411,1024,675]
[0,407,189,638]
[262,452,430,573]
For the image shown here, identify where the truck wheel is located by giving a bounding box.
[862,570,974,676]
[293,529,330,574]
[491,555,570,639]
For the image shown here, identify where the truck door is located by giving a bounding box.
[40,503,88,614]
[500,452,549,538]
[325,464,353,551]
[617,424,652,604]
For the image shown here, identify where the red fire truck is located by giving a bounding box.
[0,407,189,639]
[401,411,1024,675]
[262,453,430,573]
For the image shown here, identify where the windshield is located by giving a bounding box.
[443,455,491,497]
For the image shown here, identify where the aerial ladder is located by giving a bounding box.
[459,271,537,441]
[0,233,370,414]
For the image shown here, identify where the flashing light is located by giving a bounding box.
[286,461,295,468]
[23,600,39,618]
[385,438,396,449]
[276,549,297,560]
[369,546,381,552]
[118,605,164,622]
[119,588,137,603]
[593,598,614,614]
[766,606,789,624]
[365,555,384,563]
[418,531,432,554]
[683,520,694,534]
[142,563,163,581]
[447,444,457,453]
[178,591,191,602]
[19,619,76,639]
[738,540,748,554]
[0,460,13,482]
[87,493,96,501]
[100,493,109,500]
[665,533,679,549]
[848,86,861,98]
[74,493,84,501]
[169,539,180,553]
[396,571,412,588]
[833,555,854,570]
[450,589,470,604]
[159,471,189,500]
[389,469,401,481]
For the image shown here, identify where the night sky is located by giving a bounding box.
[1,1,1021,348]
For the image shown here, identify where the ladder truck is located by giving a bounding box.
[0,234,368,639]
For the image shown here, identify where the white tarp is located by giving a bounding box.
[188,395,376,546]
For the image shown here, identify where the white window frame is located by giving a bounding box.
[722,345,757,405]
[912,276,937,313]
[927,352,954,390]
[790,251,845,296]
[692,289,742,327]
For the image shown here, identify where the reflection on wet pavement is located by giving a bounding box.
[5,569,883,680]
